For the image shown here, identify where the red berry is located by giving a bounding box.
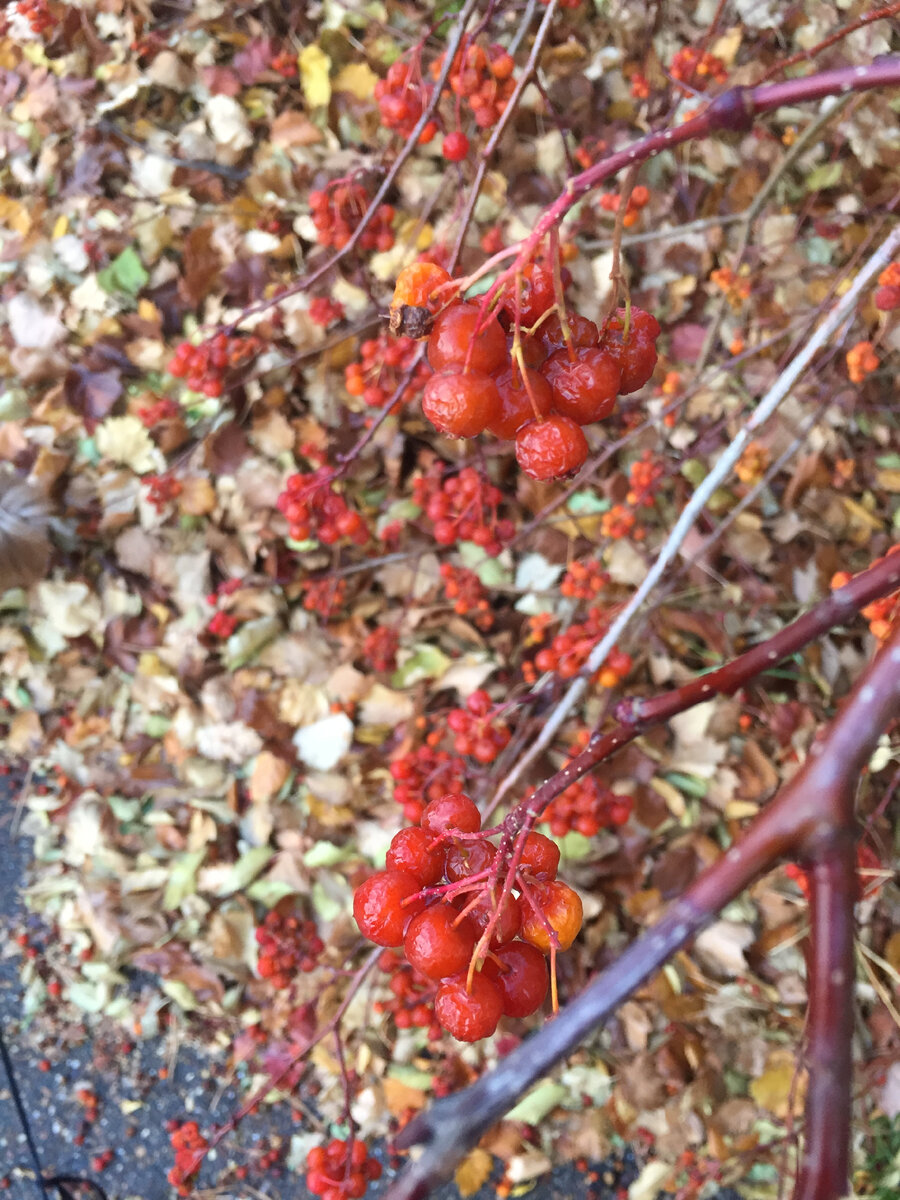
[444,839,496,881]
[460,890,521,945]
[403,904,478,979]
[420,793,482,836]
[538,312,599,354]
[541,346,620,424]
[484,941,549,1017]
[434,971,504,1041]
[485,366,554,439]
[519,832,560,880]
[521,880,583,953]
[600,307,661,393]
[353,870,425,947]
[427,302,507,374]
[386,826,445,884]
[422,371,501,437]
[515,415,589,480]
[442,131,470,161]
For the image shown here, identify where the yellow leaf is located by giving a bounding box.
[333,62,378,100]
[875,468,900,493]
[0,196,31,236]
[52,214,69,238]
[299,44,331,110]
[382,1076,427,1117]
[455,1148,493,1198]
[749,1051,805,1117]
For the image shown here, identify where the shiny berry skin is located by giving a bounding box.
[434,971,504,1041]
[386,827,445,885]
[485,366,554,439]
[515,415,589,480]
[442,131,470,161]
[422,371,500,437]
[353,870,425,947]
[462,890,521,946]
[444,838,496,881]
[541,346,620,424]
[519,832,560,880]
[600,307,661,393]
[483,941,548,1017]
[392,262,452,310]
[502,262,556,324]
[521,880,583,953]
[420,792,481,836]
[403,904,477,979]
[427,302,508,374]
[538,313,599,355]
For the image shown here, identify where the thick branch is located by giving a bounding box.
[386,624,900,1200]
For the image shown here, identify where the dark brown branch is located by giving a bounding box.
[386,624,900,1200]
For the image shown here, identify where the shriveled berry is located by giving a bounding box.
[515,415,589,480]
[404,904,477,979]
[444,839,496,882]
[392,262,452,310]
[386,827,445,885]
[461,890,521,945]
[420,792,481,836]
[541,346,620,424]
[434,971,504,1041]
[484,941,548,1017]
[485,366,554,439]
[422,371,501,437]
[600,307,661,393]
[427,301,508,374]
[353,870,425,947]
[538,312,599,354]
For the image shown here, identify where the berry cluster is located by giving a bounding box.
[255,909,324,987]
[167,1120,208,1195]
[363,625,399,672]
[598,184,650,229]
[17,0,55,35]
[136,396,181,428]
[439,562,494,629]
[670,46,728,91]
[531,606,633,684]
[270,48,297,78]
[208,610,239,639]
[832,544,900,642]
[626,451,665,506]
[389,744,466,823]
[846,339,879,383]
[433,40,516,130]
[875,262,900,311]
[412,465,514,555]
[446,690,511,764]
[344,331,430,409]
[310,181,395,252]
[374,948,441,1038]
[302,576,348,619]
[396,260,660,479]
[734,440,771,486]
[168,333,261,397]
[276,468,368,546]
[710,265,751,307]
[308,296,345,327]
[600,504,639,542]
[375,59,436,143]
[144,473,182,513]
[305,1138,382,1200]
[561,559,609,600]
[540,776,632,838]
[354,793,582,1041]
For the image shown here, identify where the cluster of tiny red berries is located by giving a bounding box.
[17,0,55,35]
[309,181,395,252]
[362,625,400,672]
[389,743,466,824]
[255,909,324,987]
[446,689,511,764]
[412,465,514,555]
[136,396,181,428]
[374,948,441,1038]
[433,40,516,131]
[168,333,261,397]
[831,543,900,642]
[598,184,650,229]
[276,468,368,546]
[309,296,345,326]
[875,261,900,311]
[439,562,494,629]
[305,1138,382,1200]
[391,262,660,480]
[344,331,431,409]
[540,776,633,838]
[375,57,437,143]
[144,473,182,514]
[354,793,582,1041]
[627,451,665,506]
[530,606,633,684]
[302,576,348,619]
[167,1120,208,1195]
[560,559,609,600]
[670,46,728,91]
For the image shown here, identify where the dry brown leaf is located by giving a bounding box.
[454,1148,493,1198]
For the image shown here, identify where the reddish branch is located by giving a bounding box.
[387,618,900,1200]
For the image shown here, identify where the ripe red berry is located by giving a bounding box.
[538,312,599,354]
[483,941,549,1017]
[541,346,621,424]
[515,415,589,480]
[427,302,507,374]
[422,371,501,437]
[442,131,470,161]
[485,366,554,439]
[434,971,504,1041]
[444,838,496,882]
[386,827,445,885]
[600,307,661,393]
[420,792,482,836]
[460,890,521,946]
[519,832,560,880]
[403,904,478,978]
[353,869,425,947]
